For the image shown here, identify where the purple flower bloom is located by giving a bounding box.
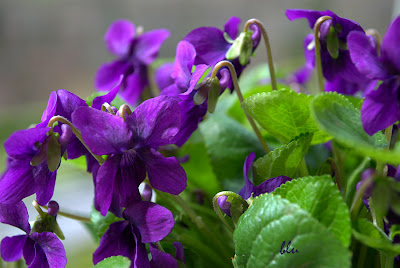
[348,16,400,135]
[238,152,292,199]
[95,19,169,105]
[72,96,187,216]
[149,242,184,268]
[286,9,372,95]
[0,202,66,267]
[93,201,174,267]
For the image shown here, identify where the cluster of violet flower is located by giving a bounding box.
[1,7,400,268]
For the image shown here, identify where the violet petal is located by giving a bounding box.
[149,243,178,268]
[0,202,30,233]
[0,235,28,262]
[30,232,67,268]
[105,19,136,57]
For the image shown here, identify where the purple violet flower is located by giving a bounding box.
[95,19,169,105]
[286,9,373,95]
[149,242,185,268]
[72,96,187,216]
[93,201,174,267]
[347,15,400,135]
[0,202,67,267]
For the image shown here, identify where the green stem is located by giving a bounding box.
[210,61,270,154]
[32,200,46,218]
[327,157,341,191]
[357,244,367,268]
[313,16,332,93]
[299,158,309,177]
[350,173,376,220]
[170,194,232,259]
[345,157,371,206]
[331,142,346,195]
[41,204,91,222]
[385,255,394,268]
[243,19,278,91]
[48,116,105,165]
[385,125,393,150]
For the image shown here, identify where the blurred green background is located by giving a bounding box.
[0,0,398,267]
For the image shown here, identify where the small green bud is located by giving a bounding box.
[239,31,253,65]
[326,26,339,59]
[47,134,61,172]
[207,78,221,113]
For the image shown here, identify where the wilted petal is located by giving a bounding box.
[149,243,178,268]
[123,201,174,243]
[95,60,131,92]
[0,202,30,233]
[93,220,135,264]
[105,19,135,56]
[254,176,292,197]
[361,81,400,135]
[138,148,187,195]
[95,154,121,216]
[0,161,37,204]
[134,29,170,65]
[31,232,67,268]
[184,26,230,66]
[348,31,390,79]
[1,235,28,262]
[92,76,122,110]
[127,96,181,148]
[238,153,256,199]
[224,16,241,40]
[381,16,400,73]
[155,63,174,91]
[4,128,49,160]
[72,107,132,155]
[172,41,196,90]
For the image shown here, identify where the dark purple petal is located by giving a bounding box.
[23,237,36,266]
[132,228,151,268]
[254,176,292,197]
[361,81,400,135]
[138,148,187,195]
[172,100,207,147]
[238,153,256,199]
[348,31,390,79]
[325,76,377,96]
[172,41,196,90]
[35,170,57,206]
[133,29,170,65]
[92,76,122,110]
[149,243,178,268]
[28,244,47,268]
[4,128,49,160]
[72,107,132,155]
[155,63,174,91]
[0,202,30,233]
[180,64,209,100]
[105,19,135,56]
[1,235,28,262]
[123,201,174,243]
[31,232,67,268]
[118,150,145,206]
[0,160,37,204]
[381,16,400,73]
[119,66,148,105]
[173,242,185,263]
[217,196,231,217]
[95,154,121,216]
[224,16,241,40]
[161,84,181,97]
[93,220,135,264]
[127,96,181,148]
[95,60,131,92]
[184,26,230,66]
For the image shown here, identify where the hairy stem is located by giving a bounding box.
[48,116,105,165]
[243,19,277,91]
[313,16,332,93]
[211,61,270,154]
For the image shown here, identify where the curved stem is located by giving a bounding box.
[48,116,105,165]
[118,104,132,121]
[212,192,235,233]
[211,61,270,154]
[41,204,91,222]
[243,19,277,91]
[313,16,332,93]
[350,173,376,220]
[32,200,46,218]
[366,28,381,55]
[101,103,115,115]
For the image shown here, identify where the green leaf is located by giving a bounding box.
[93,256,131,268]
[90,208,124,239]
[311,92,400,164]
[178,130,220,196]
[233,194,351,268]
[242,89,331,145]
[352,218,400,256]
[253,133,313,185]
[273,175,351,247]
[199,114,264,192]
